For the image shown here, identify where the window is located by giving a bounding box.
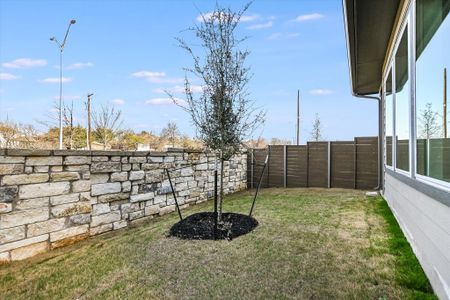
[385,70,393,167]
[395,26,410,172]
[416,0,450,183]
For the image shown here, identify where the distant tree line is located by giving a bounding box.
[0,104,203,151]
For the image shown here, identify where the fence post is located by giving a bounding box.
[328,141,331,188]
[354,138,358,189]
[283,145,287,188]
[267,146,270,188]
[251,149,254,188]
[306,143,309,187]
[426,138,430,176]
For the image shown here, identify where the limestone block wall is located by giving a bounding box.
[0,149,247,262]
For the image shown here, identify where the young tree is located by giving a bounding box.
[0,120,42,149]
[418,102,441,139]
[114,129,145,150]
[171,2,265,221]
[19,123,40,149]
[181,134,203,150]
[160,122,180,148]
[0,120,19,148]
[38,101,57,127]
[310,113,323,141]
[70,125,87,149]
[139,130,161,150]
[245,135,267,148]
[39,127,59,148]
[92,104,123,150]
[62,101,75,149]
[39,100,78,149]
[269,138,291,145]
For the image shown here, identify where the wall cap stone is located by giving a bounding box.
[6,149,52,156]
[1,148,247,156]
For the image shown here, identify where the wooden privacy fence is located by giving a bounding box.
[247,137,379,190]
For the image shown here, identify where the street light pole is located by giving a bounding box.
[444,68,447,138]
[59,49,63,149]
[50,19,76,150]
[86,93,94,150]
[296,89,300,145]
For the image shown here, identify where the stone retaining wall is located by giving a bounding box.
[0,149,247,262]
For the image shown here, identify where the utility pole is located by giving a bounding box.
[87,93,94,150]
[444,68,447,138]
[296,89,300,145]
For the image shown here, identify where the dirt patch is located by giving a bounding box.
[169,212,258,240]
[51,233,90,249]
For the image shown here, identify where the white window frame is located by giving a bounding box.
[383,7,411,176]
[394,14,411,177]
[409,4,417,179]
[412,0,450,192]
[383,70,394,171]
[382,0,450,192]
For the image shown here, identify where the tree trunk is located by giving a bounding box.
[218,156,224,223]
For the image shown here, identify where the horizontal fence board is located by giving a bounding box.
[268,146,284,188]
[355,137,378,189]
[416,138,450,182]
[286,145,308,187]
[331,141,355,189]
[248,136,379,190]
[253,149,269,188]
[247,150,252,188]
[307,142,328,187]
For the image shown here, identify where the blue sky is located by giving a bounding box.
[0,0,378,144]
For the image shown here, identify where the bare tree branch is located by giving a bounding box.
[92,104,123,150]
[310,113,323,142]
[168,2,264,221]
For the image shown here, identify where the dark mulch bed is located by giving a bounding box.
[169,212,258,240]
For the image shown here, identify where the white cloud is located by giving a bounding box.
[132,71,166,78]
[131,71,183,84]
[65,62,93,70]
[153,85,203,94]
[293,13,324,22]
[247,21,273,30]
[111,98,125,105]
[0,73,19,80]
[196,12,259,23]
[240,14,260,22]
[2,58,47,69]
[310,89,334,95]
[196,12,220,22]
[268,32,299,40]
[145,97,186,106]
[39,77,72,83]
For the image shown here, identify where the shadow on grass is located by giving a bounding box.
[0,189,438,299]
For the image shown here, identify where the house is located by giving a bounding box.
[90,141,108,150]
[343,0,450,299]
[137,143,151,151]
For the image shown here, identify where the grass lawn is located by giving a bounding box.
[0,188,436,299]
